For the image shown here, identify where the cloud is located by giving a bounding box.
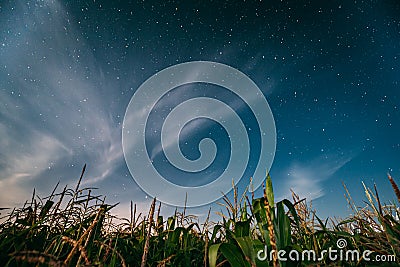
[0,129,70,206]
[0,1,124,207]
[278,155,353,201]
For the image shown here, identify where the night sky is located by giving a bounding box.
[1,0,399,220]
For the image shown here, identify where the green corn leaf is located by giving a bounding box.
[209,243,222,267]
[210,225,223,243]
[209,243,249,267]
[168,227,185,245]
[167,216,175,230]
[235,220,251,237]
[265,174,274,207]
[234,236,256,266]
[252,198,267,225]
[252,198,270,244]
[276,201,291,249]
[281,199,301,230]
[221,243,249,267]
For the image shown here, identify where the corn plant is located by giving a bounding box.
[0,165,207,267]
[1,164,400,266]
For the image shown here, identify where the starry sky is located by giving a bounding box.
[1,0,399,220]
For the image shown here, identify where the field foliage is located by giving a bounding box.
[1,165,399,266]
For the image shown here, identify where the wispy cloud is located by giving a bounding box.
[0,129,70,206]
[277,155,353,201]
[0,1,124,207]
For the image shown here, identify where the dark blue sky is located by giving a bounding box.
[0,0,399,219]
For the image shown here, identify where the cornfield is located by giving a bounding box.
[1,165,399,266]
